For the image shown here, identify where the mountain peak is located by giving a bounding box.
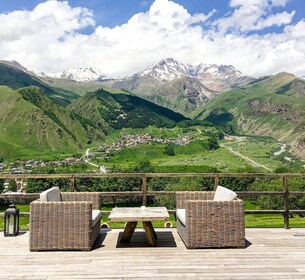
[135,58,250,90]
[137,58,190,81]
[47,67,110,82]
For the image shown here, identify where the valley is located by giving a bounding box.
[83,126,302,173]
[0,59,304,176]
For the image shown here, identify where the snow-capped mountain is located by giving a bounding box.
[137,58,192,81]
[108,58,255,116]
[47,67,110,82]
[134,58,253,91]
[195,64,248,91]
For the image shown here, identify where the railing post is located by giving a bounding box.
[142,175,147,206]
[214,175,219,191]
[283,176,289,229]
[70,176,75,192]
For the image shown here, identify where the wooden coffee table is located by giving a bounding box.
[108,207,169,246]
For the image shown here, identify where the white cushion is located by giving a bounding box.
[92,210,102,226]
[213,185,237,201]
[40,187,61,202]
[176,208,186,226]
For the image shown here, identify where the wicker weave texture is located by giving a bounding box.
[176,192,214,208]
[176,191,245,249]
[61,192,100,209]
[30,192,101,251]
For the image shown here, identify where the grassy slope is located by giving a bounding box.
[0,86,104,161]
[68,89,186,130]
[195,73,305,158]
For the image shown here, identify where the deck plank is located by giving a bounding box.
[1,228,305,279]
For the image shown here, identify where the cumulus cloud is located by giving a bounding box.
[0,0,304,78]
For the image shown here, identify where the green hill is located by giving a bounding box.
[195,73,305,158]
[0,63,79,106]
[0,86,104,160]
[68,89,186,130]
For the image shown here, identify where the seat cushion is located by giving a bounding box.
[40,187,61,202]
[92,210,102,226]
[176,208,186,226]
[213,185,237,201]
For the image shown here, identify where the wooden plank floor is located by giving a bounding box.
[1,228,305,279]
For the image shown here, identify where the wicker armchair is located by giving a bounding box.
[176,191,245,249]
[30,189,102,251]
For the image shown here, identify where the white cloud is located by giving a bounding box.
[0,0,304,78]
[215,0,295,33]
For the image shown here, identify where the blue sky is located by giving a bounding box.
[0,0,304,77]
[1,0,303,31]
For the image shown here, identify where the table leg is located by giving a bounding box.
[121,222,137,242]
[143,221,157,246]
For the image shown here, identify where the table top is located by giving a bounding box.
[108,207,170,222]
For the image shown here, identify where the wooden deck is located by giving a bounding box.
[1,228,305,279]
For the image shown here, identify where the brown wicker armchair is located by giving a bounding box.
[176,190,245,249]
[30,188,102,251]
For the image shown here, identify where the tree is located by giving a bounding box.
[163,144,175,156]
[7,180,17,192]
[206,137,219,150]
[0,179,4,193]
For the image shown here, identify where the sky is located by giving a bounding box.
[0,0,304,77]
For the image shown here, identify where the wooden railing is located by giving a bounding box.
[1,172,305,229]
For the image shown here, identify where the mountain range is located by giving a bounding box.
[0,62,186,160]
[40,58,254,116]
[1,58,305,160]
[105,58,254,116]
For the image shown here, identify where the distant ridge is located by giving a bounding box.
[0,61,79,106]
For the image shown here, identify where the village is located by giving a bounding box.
[1,133,196,193]
[91,133,193,159]
[0,157,81,193]
[0,157,80,174]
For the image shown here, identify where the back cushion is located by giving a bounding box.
[40,187,61,202]
[213,185,237,201]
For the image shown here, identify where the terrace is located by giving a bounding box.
[1,228,305,279]
[1,173,305,279]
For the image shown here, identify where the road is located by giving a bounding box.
[220,140,272,172]
[84,148,107,173]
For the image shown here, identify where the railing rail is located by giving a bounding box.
[1,172,305,228]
